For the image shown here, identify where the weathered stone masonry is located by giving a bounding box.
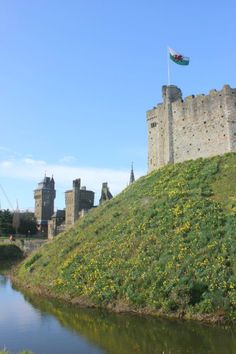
[147,84,236,172]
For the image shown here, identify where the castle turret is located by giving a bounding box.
[162,85,182,103]
[147,85,182,172]
[162,85,182,165]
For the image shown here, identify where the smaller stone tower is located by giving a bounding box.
[34,175,56,234]
[65,179,95,227]
[99,182,113,205]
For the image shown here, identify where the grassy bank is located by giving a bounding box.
[16,153,236,322]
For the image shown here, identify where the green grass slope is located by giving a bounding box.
[16,153,236,321]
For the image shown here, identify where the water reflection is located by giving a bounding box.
[16,284,236,354]
[1,275,236,354]
[0,275,7,286]
[0,276,105,354]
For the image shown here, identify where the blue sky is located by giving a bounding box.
[0,0,236,210]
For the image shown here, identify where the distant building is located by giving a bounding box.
[48,209,65,239]
[65,178,94,228]
[99,182,113,205]
[34,175,56,235]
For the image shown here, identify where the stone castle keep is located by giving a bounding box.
[147,84,236,172]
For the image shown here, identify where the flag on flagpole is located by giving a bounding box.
[168,47,190,66]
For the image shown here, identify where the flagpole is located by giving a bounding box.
[167,47,170,86]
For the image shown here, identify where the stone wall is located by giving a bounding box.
[147,85,236,172]
[2,239,46,255]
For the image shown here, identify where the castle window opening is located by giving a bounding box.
[151,122,157,128]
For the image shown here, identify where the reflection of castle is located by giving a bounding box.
[34,166,135,239]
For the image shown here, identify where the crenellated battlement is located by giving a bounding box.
[147,85,236,172]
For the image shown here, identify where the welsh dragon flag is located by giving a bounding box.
[169,47,190,66]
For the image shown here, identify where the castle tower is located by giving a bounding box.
[147,85,182,172]
[65,179,94,227]
[162,85,182,165]
[129,163,135,184]
[34,175,56,234]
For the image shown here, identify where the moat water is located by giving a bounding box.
[1,275,236,354]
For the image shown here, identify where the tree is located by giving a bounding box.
[12,210,20,234]
[18,212,37,236]
[0,209,14,236]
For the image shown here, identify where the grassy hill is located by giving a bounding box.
[16,153,236,322]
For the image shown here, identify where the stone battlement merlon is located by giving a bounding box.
[147,85,236,114]
[147,84,236,172]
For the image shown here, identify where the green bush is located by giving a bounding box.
[0,244,23,260]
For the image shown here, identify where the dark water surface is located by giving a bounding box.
[1,275,236,354]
